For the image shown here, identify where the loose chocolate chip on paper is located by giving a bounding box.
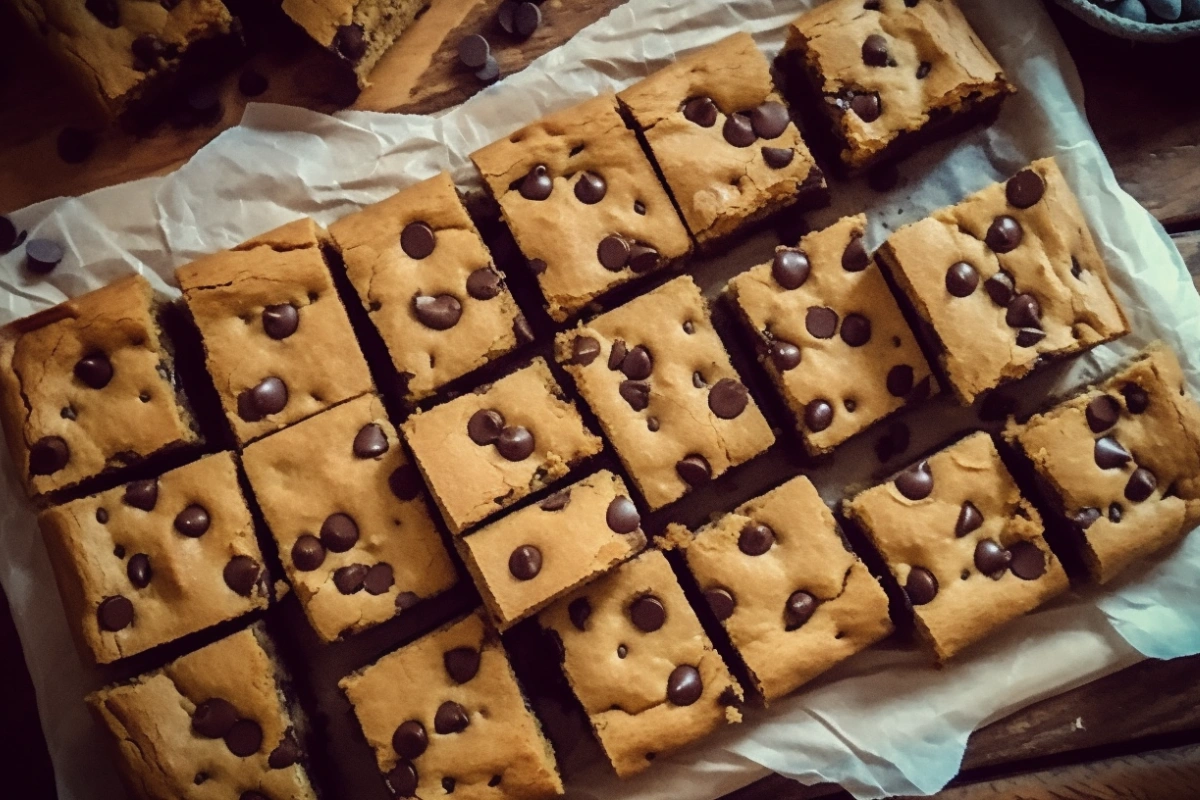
[804,399,833,432]
[705,588,736,621]
[1085,395,1121,433]
[574,172,607,204]
[467,267,502,299]
[784,590,817,630]
[333,564,368,594]
[321,513,359,552]
[676,454,711,487]
[98,595,134,631]
[708,378,748,419]
[292,535,326,571]
[738,522,775,555]
[364,563,394,595]
[722,113,756,148]
[862,33,889,66]
[497,426,535,461]
[955,501,983,537]
[973,539,1012,576]
[262,303,299,339]
[1006,169,1045,209]
[434,701,470,734]
[570,336,601,366]
[192,698,239,738]
[223,556,261,596]
[905,567,938,605]
[444,646,482,683]
[840,314,871,346]
[569,597,592,630]
[175,504,210,537]
[519,164,553,200]
[770,340,801,371]
[354,423,390,458]
[749,101,790,139]
[225,718,264,757]
[26,239,65,274]
[606,496,640,533]
[805,306,838,339]
[401,222,436,259]
[945,262,979,297]
[1125,467,1156,502]
[762,147,794,168]
[667,665,703,706]
[1094,436,1131,469]
[457,34,490,70]
[895,459,933,500]
[393,721,428,759]
[1008,541,1047,580]
[985,215,1023,253]
[413,294,462,330]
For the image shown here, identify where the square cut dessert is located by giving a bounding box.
[617,32,828,247]
[177,217,374,445]
[87,625,318,800]
[458,470,647,631]
[669,475,892,702]
[470,92,692,322]
[780,0,1014,172]
[537,549,743,778]
[876,157,1130,404]
[39,451,268,665]
[0,275,201,503]
[555,276,774,510]
[726,213,935,455]
[401,358,602,534]
[281,0,429,89]
[844,431,1069,661]
[241,394,456,641]
[328,172,530,402]
[340,608,563,800]
[1003,344,1200,584]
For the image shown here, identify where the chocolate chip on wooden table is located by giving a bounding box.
[1094,436,1131,469]
[738,522,775,555]
[851,92,881,122]
[364,563,394,595]
[444,646,481,683]
[225,718,264,757]
[393,720,428,759]
[262,303,299,339]
[806,306,838,339]
[192,698,239,738]
[805,399,833,431]
[575,172,607,204]
[895,459,933,500]
[749,101,790,139]
[784,590,816,630]
[509,544,542,579]
[354,423,389,458]
[334,24,367,62]
[321,512,359,552]
[973,539,1011,576]
[519,164,553,200]
[762,147,794,168]
[862,33,889,66]
[984,271,1015,306]
[606,496,640,533]
[1006,169,1045,209]
[904,566,938,605]
[683,96,719,127]
[497,425,535,460]
[413,294,462,330]
[457,34,490,69]
[223,555,261,596]
[434,701,470,734]
[569,597,592,630]
[1085,395,1120,433]
[292,534,326,571]
[466,267,502,299]
[704,588,735,621]
[842,235,870,272]
[708,378,748,419]
[630,595,666,631]
[334,564,368,594]
[98,595,134,631]
[514,1,541,38]
[124,479,158,510]
[945,262,979,296]
[386,761,419,797]
[475,55,501,84]
[722,113,756,147]
[985,216,1023,253]
[1008,541,1046,580]
[401,222,436,259]
[570,335,601,366]
[175,504,210,537]
[956,501,983,537]
[676,454,711,487]
[770,339,801,370]
[26,239,64,274]
[667,665,703,706]
[75,353,113,389]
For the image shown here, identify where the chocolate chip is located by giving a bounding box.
[722,113,756,148]
[1085,395,1120,433]
[946,262,979,297]
[806,306,838,339]
[85,0,119,27]
[762,147,794,168]
[619,380,651,411]
[676,455,711,487]
[123,480,160,514]
[608,341,629,372]
[457,34,490,69]
[400,222,436,260]
[705,588,735,621]
[57,126,96,164]
[606,496,640,533]
[434,701,470,734]
[262,303,299,339]
[709,378,749,419]
[468,409,505,445]
[292,535,326,571]
[840,314,871,347]
[386,761,419,797]
[389,464,422,501]
[1125,467,1156,502]
[916,61,931,79]
[98,509,110,524]
[392,721,428,759]
[527,258,546,275]
[223,556,261,596]
[570,336,601,366]
[334,24,366,62]
[770,340,801,371]
[973,539,1012,576]
[574,172,607,204]
[984,271,1015,306]
[692,371,706,389]
[535,490,569,513]
[26,239,64,274]
[620,346,653,380]
[237,377,288,421]
[497,426,534,460]
[1008,541,1047,580]
[351,423,389,459]
[0,217,17,252]
[321,513,359,552]
[71,354,113,391]
[192,698,238,738]
[667,665,703,706]
[1005,293,1041,329]
[238,69,268,97]
[634,201,647,215]
[1006,169,1045,209]
[395,591,420,611]
[627,243,660,273]
[174,505,210,537]
[364,563,394,595]
[772,249,811,289]
[956,501,983,537]
[569,597,591,630]
[842,235,870,272]
[895,459,933,500]
[97,594,134,632]
[738,522,775,555]
[1094,436,1131,469]
[850,92,881,122]
[905,567,938,605]
[750,101,790,139]
[413,294,462,330]
[886,364,914,397]
[784,590,817,630]
[683,96,719,127]
[444,647,481,683]
[514,1,541,37]
[986,216,1023,253]
[862,33,889,66]
[519,164,553,200]
[647,417,660,432]
[268,733,301,769]
[1068,508,1101,531]
[1016,328,1045,347]
[225,719,263,757]
[1122,384,1149,414]
[629,595,665,632]
[509,544,542,579]
[805,399,833,432]
[498,0,518,35]
[597,235,630,271]
[334,564,368,594]
[465,268,502,300]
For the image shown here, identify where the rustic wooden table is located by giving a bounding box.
[1,2,1198,798]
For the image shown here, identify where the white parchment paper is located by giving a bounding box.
[2,0,1199,798]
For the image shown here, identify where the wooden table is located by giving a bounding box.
[2,3,1199,799]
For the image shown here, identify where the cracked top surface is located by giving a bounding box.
[785,0,1012,168]
[459,470,647,631]
[281,0,428,84]
[674,475,891,701]
[340,609,563,800]
[87,626,317,800]
[846,432,1068,661]
[618,32,822,243]
[1005,344,1200,585]
[879,157,1129,404]
[555,276,774,511]
[537,549,742,778]
[401,358,602,534]
[0,274,198,500]
[39,451,267,665]
[177,218,374,445]
[12,0,235,115]
[329,172,525,401]
[470,93,692,322]
[727,214,934,454]
[241,394,456,642]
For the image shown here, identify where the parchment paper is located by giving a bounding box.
[2,0,1199,799]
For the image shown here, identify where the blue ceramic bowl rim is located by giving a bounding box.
[1053,0,1200,41]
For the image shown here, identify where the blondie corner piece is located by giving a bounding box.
[726,213,935,455]
[328,171,530,402]
[0,274,201,502]
[781,0,1014,172]
[674,475,892,702]
[471,92,692,322]
[844,431,1068,661]
[538,549,742,777]
[241,394,456,641]
[617,32,828,247]
[1004,343,1200,585]
[176,217,374,445]
[877,157,1129,405]
[281,0,430,88]
[87,625,319,800]
[555,275,774,510]
[340,609,564,800]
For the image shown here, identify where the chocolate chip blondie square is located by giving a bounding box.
[844,432,1068,661]
[877,157,1130,404]
[328,172,529,402]
[401,357,602,534]
[1004,344,1200,584]
[617,32,828,247]
[780,0,1014,172]
[537,549,742,777]
[241,394,456,641]
[556,276,774,510]
[726,213,935,454]
[459,470,647,631]
[87,624,318,800]
[39,451,268,664]
[281,0,429,88]
[670,475,892,702]
[471,92,692,322]
[176,217,374,445]
[0,275,201,502]
[340,609,563,799]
